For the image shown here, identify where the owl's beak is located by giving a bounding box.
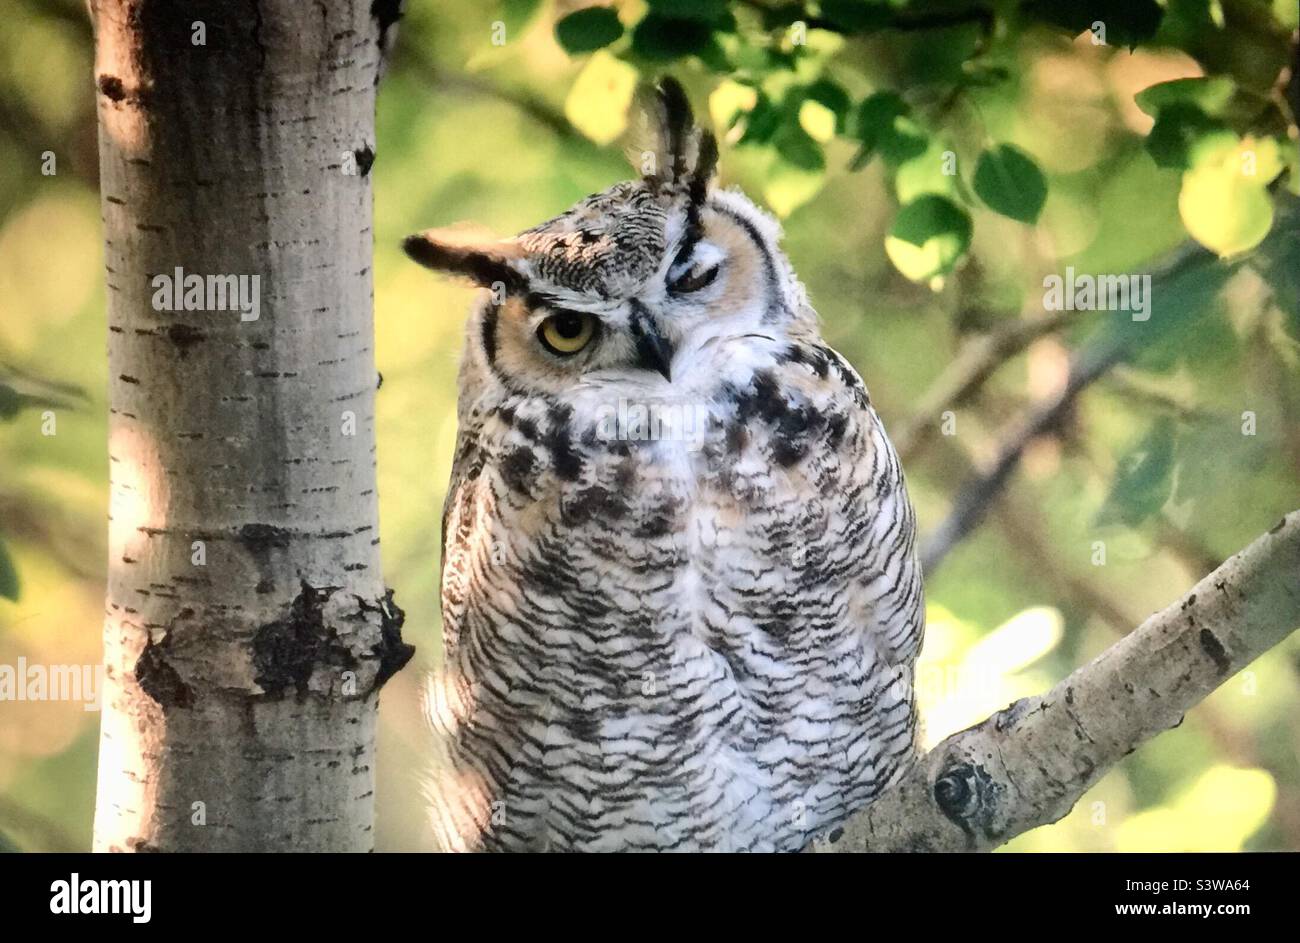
[630,313,674,382]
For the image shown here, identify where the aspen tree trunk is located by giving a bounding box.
[90,0,410,852]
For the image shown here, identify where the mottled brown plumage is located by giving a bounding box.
[406,79,924,851]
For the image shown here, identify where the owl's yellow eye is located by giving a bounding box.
[537,311,597,356]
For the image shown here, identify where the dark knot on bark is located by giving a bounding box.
[933,760,1002,844]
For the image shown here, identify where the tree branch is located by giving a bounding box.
[918,238,1227,574]
[919,339,1125,573]
[397,42,584,143]
[816,509,1300,852]
[893,309,1077,464]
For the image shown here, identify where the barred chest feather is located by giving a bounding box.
[427,336,923,852]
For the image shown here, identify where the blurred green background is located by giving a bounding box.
[0,0,1297,852]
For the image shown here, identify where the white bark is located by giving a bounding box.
[91,0,411,852]
[817,509,1300,852]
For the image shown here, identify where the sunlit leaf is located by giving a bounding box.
[802,78,851,130]
[884,195,972,282]
[1135,76,1236,118]
[564,51,638,144]
[973,144,1047,223]
[1283,138,1300,196]
[798,99,836,143]
[1179,138,1282,257]
[709,79,759,132]
[555,7,624,55]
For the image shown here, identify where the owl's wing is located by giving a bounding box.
[765,340,926,672]
[831,346,924,671]
[438,416,489,653]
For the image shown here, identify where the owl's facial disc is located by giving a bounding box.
[403,79,802,396]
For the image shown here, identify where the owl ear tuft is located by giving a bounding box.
[655,77,695,181]
[403,226,528,293]
[689,128,719,204]
[635,77,718,197]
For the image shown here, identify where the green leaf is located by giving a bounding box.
[736,93,784,146]
[757,2,806,30]
[646,0,729,22]
[0,539,18,601]
[0,382,72,419]
[848,92,925,168]
[884,195,972,282]
[973,144,1047,223]
[1144,104,1237,170]
[819,0,891,33]
[1097,419,1177,527]
[1135,76,1236,119]
[1022,0,1163,49]
[773,124,825,172]
[802,79,851,131]
[555,7,624,55]
[630,14,714,60]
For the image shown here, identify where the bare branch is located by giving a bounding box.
[398,42,583,143]
[893,309,1077,464]
[817,510,1300,852]
[918,238,1227,574]
[919,340,1124,573]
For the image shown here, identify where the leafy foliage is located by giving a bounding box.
[555,7,624,54]
[548,0,1297,281]
[1097,418,1177,527]
[973,144,1047,224]
[0,0,1296,853]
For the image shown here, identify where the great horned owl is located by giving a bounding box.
[405,79,924,852]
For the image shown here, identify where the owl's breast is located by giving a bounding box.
[432,343,921,850]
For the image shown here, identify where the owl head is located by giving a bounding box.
[404,78,809,395]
